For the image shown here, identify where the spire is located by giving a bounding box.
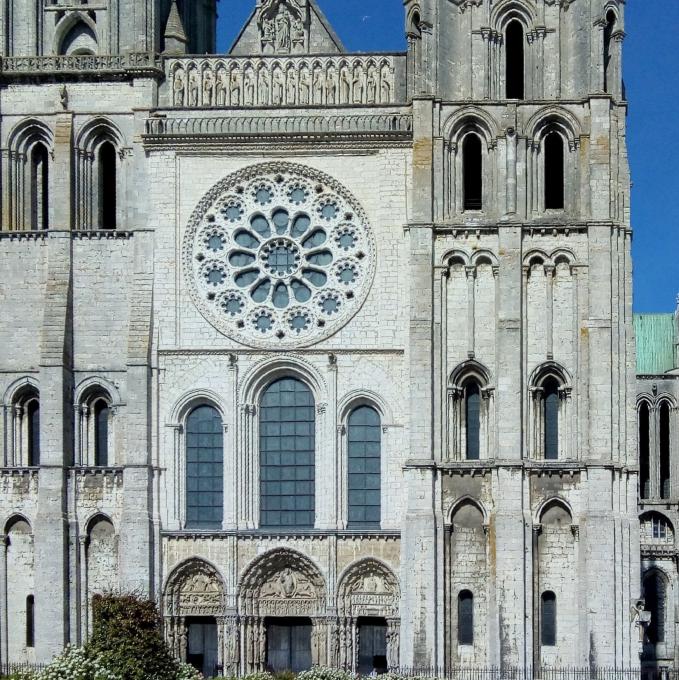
[164,0,188,55]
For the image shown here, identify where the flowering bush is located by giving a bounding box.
[297,668,357,680]
[35,645,120,680]
[176,663,203,680]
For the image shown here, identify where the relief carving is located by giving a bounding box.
[165,559,225,617]
[259,0,307,54]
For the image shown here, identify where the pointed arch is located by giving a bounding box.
[54,11,99,56]
[535,496,574,526]
[447,496,488,527]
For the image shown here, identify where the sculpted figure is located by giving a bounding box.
[215,68,227,106]
[276,11,291,52]
[280,568,296,597]
[258,67,270,105]
[202,69,214,106]
[339,66,350,103]
[272,67,285,105]
[244,68,255,106]
[313,67,324,105]
[188,69,200,107]
[286,69,297,104]
[325,66,337,105]
[230,70,241,106]
[292,17,305,50]
[173,68,185,107]
[299,67,310,105]
[262,19,275,45]
[352,65,364,103]
[380,64,392,103]
[366,66,377,104]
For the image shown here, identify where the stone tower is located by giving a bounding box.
[399,0,637,669]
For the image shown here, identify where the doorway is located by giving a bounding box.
[357,617,388,675]
[186,618,219,678]
[266,617,313,672]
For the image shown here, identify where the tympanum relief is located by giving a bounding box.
[259,0,308,54]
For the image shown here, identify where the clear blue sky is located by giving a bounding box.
[216,2,679,313]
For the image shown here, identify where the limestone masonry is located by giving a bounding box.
[0,0,675,676]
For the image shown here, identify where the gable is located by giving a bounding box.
[229,0,344,55]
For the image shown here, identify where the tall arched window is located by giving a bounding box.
[26,595,35,648]
[463,134,482,211]
[639,402,651,499]
[645,572,666,644]
[541,591,557,646]
[543,377,560,460]
[465,382,481,461]
[660,402,671,499]
[30,143,49,230]
[544,132,565,210]
[98,142,117,230]
[26,397,40,466]
[603,10,616,94]
[458,590,474,645]
[347,405,381,529]
[260,378,315,529]
[505,20,524,99]
[94,399,109,467]
[186,405,223,530]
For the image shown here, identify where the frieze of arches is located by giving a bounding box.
[164,559,225,617]
[337,559,400,618]
[166,56,397,108]
[239,549,326,617]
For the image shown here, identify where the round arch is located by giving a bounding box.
[163,557,226,618]
[169,388,226,426]
[443,107,499,149]
[338,389,392,423]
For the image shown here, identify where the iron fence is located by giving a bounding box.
[0,661,46,676]
[396,668,679,680]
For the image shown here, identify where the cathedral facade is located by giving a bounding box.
[0,0,645,675]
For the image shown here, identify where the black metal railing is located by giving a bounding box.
[396,668,678,680]
[0,661,46,676]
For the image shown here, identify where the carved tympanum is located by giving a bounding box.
[164,559,225,617]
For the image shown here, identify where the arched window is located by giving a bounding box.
[645,572,666,644]
[93,399,109,467]
[505,20,524,99]
[639,402,651,499]
[26,595,35,648]
[30,143,49,230]
[660,402,671,499]
[603,10,616,94]
[458,590,474,645]
[463,134,483,211]
[26,398,40,467]
[347,405,381,529]
[260,378,315,529]
[544,132,565,210]
[543,377,560,460]
[98,142,117,230]
[541,591,557,646]
[186,405,223,530]
[465,382,481,460]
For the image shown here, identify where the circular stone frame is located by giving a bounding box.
[183,162,376,349]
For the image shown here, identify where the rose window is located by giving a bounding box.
[184,163,376,348]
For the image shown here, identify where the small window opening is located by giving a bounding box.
[98,142,117,230]
[541,591,556,646]
[465,382,481,460]
[603,10,616,93]
[31,143,49,231]
[652,516,667,540]
[660,402,671,499]
[26,595,35,648]
[543,378,560,460]
[463,134,483,211]
[458,590,474,645]
[27,399,40,467]
[94,399,109,467]
[505,20,524,99]
[544,132,565,210]
[639,402,650,499]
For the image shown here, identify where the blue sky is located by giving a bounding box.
[217,2,679,312]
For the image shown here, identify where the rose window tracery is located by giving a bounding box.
[184,163,375,348]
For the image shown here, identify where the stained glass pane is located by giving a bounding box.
[348,406,381,529]
[544,379,560,460]
[541,592,557,646]
[186,406,223,529]
[260,379,315,528]
[465,383,480,461]
[458,591,474,645]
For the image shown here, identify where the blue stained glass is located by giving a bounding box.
[256,315,273,331]
[223,298,243,316]
[260,378,315,529]
[303,269,327,287]
[267,245,298,275]
[229,252,256,267]
[252,279,271,303]
[321,203,337,219]
[272,209,290,234]
[256,188,272,205]
[302,229,327,249]
[27,400,40,467]
[290,188,307,204]
[291,314,309,330]
[235,231,260,249]
[339,266,356,283]
[207,268,225,285]
[207,235,224,252]
[291,214,311,238]
[347,406,381,529]
[543,378,560,460]
[225,205,242,221]
[235,270,259,287]
[322,298,339,314]
[251,215,271,237]
[186,405,223,529]
[291,280,312,303]
[306,251,333,266]
[465,382,481,460]
[338,233,356,250]
[273,282,290,309]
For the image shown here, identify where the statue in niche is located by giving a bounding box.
[188,69,200,107]
[276,10,291,52]
[380,64,392,103]
[244,68,255,106]
[262,19,275,46]
[299,67,310,105]
[292,17,305,50]
[215,68,227,106]
[366,65,377,104]
[272,68,285,104]
[339,65,351,104]
[352,65,364,103]
[203,68,214,106]
[325,66,337,105]
[286,69,297,104]
[230,70,241,106]
[258,67,270,105]
[173,67,185,107]
[312,66,324,105]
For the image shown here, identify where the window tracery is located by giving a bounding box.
[184,163,375,348]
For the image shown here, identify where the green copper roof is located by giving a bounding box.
[635,313,677,375]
